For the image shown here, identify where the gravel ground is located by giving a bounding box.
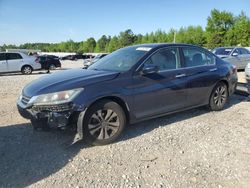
[0,61,250,188]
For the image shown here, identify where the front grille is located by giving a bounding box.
[32,103,73,112]
[21,95,31,105]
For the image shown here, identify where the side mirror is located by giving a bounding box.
[142,64,159,75]
[232,52,238,57]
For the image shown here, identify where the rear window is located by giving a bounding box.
[7,53,23,60]
[39,56,46,61]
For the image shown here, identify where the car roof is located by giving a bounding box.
[129,43,203,49]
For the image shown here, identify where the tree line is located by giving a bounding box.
[1,9,249,53]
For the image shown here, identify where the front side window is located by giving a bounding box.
[144,48,180,71]
[0,53,6,61]
[7,53,22,60]
[182,47,215,67]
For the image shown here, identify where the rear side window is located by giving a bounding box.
[7,53,23,60]
[182,47,215,67]
[145,48,180,71]
[0,53,6,61]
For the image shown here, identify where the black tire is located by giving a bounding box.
[21,65,33,75]
[82,100,126,145]
[209,82,228,111]
[49,64,56,70]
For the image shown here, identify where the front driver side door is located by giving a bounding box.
[132,47,188,119]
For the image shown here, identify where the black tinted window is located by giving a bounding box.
[7,53,22,60]
[183,47,215,67]
[0,53,6,61]
[145,48,180,71]
[39,57,46,61]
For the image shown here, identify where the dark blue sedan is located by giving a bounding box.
[17,44,238,145]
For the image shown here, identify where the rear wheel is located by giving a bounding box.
[49,64,56,70]
[209,82,228,111]
[21,65,33,74]
[82,100,126,145]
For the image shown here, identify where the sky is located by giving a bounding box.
[0,0,249,45]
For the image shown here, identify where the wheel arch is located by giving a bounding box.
[208,79,229,103]
[86,96,131,124]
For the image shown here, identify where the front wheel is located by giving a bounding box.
[209,82,228,111]
[82,100,126,145]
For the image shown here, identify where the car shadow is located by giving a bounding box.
[0,71,48,77]
[0,123,84,187]
[0,94,247,187]
[119,94,247,143]
[0,69,68,77]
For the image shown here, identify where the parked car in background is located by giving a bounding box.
[38,55,61,70]
[60,55,75,60]
[245,63,250,80]
[46,55,59,60]
[83,53,108,68]
[17,44,237,145]
[61,54,84,61]
[213,47,250,70]
[0,52,41,74]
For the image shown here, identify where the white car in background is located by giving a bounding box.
[245,63,250,80]
[0,52,41,74]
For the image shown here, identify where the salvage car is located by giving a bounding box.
[17,44,238,145]
[213,47,250,70]
[0,52,41,74]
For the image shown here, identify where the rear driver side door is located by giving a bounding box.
[181,47,218,107]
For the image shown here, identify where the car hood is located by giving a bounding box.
[23,69,119,97]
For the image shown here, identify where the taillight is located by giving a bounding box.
[35,58,40,63]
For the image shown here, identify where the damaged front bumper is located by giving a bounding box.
[17,97,86,143]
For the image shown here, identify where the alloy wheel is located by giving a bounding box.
[49,64,56,70]
[23,66,32,74]
[213,85,227,107]
[88,109,120,140]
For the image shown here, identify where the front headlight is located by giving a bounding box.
[29,88,83,105]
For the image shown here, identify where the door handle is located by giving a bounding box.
[209,68,217,72]
[175,74,186,78]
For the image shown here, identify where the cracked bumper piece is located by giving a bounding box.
[17,97,87,144]
[17,99,79,128]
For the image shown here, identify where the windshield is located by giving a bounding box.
[88,46,149,72]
